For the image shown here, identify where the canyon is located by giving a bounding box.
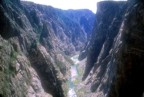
[1,0,144,97]
[0,0,94,97]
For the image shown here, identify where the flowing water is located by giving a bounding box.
[67,55,79,97]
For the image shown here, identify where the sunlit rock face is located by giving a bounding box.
[22,1,95,55]
[80,0,144,97]
[0,0,94,97]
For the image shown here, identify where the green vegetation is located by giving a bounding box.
[63,80,69,97]
[63,54,74,65]
[2,50,18,97]
[0,40,18,97]
[55,59,66,75]
[77,65,84,78]
[76,87,90,97]
[9,51,18,75]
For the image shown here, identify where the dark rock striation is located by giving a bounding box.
[80,0,144,97]
[0,0,94,97]
[81,1,128,81]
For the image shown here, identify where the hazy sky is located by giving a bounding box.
[22,0,127,13]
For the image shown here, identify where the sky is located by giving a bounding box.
[22,0,127,13]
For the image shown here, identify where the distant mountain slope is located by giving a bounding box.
[22,1,95,54]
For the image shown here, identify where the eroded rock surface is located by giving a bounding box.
[80,0,144,97]
[0,0,94,97]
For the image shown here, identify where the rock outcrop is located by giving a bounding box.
[80,0,144,97]
[81,1,128,81]
[0,0,94,97]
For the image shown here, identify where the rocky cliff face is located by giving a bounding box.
[0,0,94,97]
[80,0,144,97]
[22,1,95,55]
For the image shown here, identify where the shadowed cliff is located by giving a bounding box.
[79,0,144,97]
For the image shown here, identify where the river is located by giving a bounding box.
[67,55,79,97]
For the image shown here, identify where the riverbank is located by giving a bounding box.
[67,54,87,97]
